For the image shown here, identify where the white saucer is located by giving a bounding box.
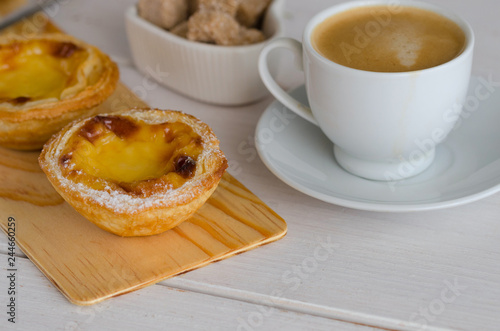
[255,76,500,212]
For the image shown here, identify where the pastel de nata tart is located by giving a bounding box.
[0,33,119,150]
[39,108,228,237]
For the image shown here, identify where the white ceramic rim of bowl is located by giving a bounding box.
[125,0,286,53]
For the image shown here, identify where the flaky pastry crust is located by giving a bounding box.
[0,34,119,150]
[39,108,228,237]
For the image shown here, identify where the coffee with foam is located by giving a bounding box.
[312,6,466,72]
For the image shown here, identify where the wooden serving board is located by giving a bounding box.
[0,14,287,306]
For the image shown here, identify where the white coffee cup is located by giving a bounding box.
[258,0,474,181]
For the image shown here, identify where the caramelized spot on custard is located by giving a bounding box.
[53,42,80,58]
[194,137,203,146]
[96,115,139,139]
[164,127,175,143]
[175,155,196,179]
[78,116,139,143]
[60,153,72,167]
[13,96,31,104]
[62,115,205,195]
[0,96,30,104]
[0,39,90,102]
[79,117,105,144]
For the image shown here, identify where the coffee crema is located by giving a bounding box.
[312,6,466,72]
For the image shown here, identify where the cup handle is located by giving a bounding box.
[258,38,318,125]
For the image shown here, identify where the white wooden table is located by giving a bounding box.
[1,0,500,330]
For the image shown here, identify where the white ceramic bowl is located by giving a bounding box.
[125,0,285,106]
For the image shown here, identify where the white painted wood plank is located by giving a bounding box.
[113,18,500,331]
[0,254,377,331]
[47,0,137,66]
[115,63,500,330]
[162,194,500,331]
[0,0,497,330]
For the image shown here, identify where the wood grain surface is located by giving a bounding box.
[0,16,287,306]
[1,1,500,330]
[0,155,287,305]
[0,0,26,16]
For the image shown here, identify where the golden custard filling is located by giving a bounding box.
[59,115,204,196]
[59,116,203,196]
[59,115,203,196]
[0,40,91,104]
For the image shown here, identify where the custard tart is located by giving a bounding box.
[0,34,119,150]
[39,108,228,237]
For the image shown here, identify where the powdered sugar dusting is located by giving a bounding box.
[42,108,226,215]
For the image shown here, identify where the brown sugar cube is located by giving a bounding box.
[196,0,239,16]
[236,0,272,27]
[187,0,199,14]
[170,20,189,38]
[138,0,189,30]
[187,11,240,45]
[237,27,265,45]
